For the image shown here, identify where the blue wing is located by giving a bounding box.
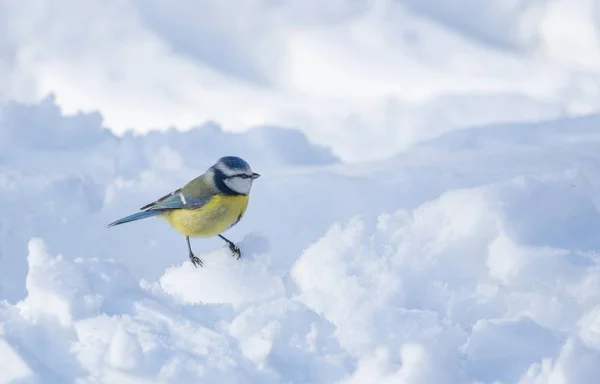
[107,188,212,228]
[139,188,212,211]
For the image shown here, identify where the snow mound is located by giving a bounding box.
[3,166,600,382]
[158,234,285,306]
[0,237,344,383]
[0,96,338,176]
[291,172,600,383]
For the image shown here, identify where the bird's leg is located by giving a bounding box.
[186,236,203,267]
[218,234,241,259]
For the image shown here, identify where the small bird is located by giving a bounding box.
[107,156,260,267]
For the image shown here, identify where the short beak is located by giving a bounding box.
[251,172,261,179]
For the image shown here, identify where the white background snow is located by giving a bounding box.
[2,0,600,383]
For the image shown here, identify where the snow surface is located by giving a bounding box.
[3,1,600,383]
[2,96,600,383]
[3,0,600,162]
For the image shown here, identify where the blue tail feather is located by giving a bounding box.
[107,210,162,228]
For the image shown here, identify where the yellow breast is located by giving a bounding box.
[161,194,250,237]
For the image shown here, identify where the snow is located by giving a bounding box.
[2,97,600,383]
[4,0,600,162]
[3,2,600,383]
[0,337,33,383]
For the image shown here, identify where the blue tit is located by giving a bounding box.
[107,156,261,267]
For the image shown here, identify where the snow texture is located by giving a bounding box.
[3,0,600,162]
[2,96,600,383]
[3,1,600,383]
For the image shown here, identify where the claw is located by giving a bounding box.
[189,253,203,268]
[218,234,241,260]
[228,243,241,260]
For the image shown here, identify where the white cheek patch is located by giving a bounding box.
[224,177,252,195]
[216,162,237,176]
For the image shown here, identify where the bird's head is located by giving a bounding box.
[210,156,260,195]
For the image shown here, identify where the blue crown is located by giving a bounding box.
[218,156,250,171]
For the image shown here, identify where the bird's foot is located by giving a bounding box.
[226,241,241,260]
[189,253,203,268]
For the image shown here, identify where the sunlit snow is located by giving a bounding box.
[2,1,600,383]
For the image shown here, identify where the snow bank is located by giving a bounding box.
[291,172,600,383]
[0,235,348,383]
[158,243,285,306]
[3,166,600,382]
[4,0,600,161]
[2,97,600,381]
